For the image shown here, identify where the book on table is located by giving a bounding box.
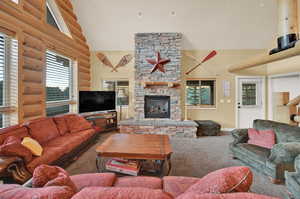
[105,158,141,176]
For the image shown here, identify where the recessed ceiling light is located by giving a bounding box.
[171,11,176,16]
[138,12,143,18]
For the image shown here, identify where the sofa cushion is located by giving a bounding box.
[186,166,253,195]
[32,164,69,187]
[27,146,66,173]
[0,125,29,144]
[234,143,271,163]
[253,119,300,143]
[247,128,275,149]
[114,176,162,189]
[163,176,200,198]
[53,115,69,135]
[70,173,116,191]
[45,172,77,193]
[177,193,280,199]
[25,118,60,144]
[21,137,43,156]
[65,115,92,133]
[44,130,95,154]
[0,184,74,199]
[0,136,32,163]
[71,187,173,199]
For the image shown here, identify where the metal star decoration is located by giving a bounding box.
[146,52,170,73]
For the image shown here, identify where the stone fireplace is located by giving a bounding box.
[145,96,170,119]
[120,33,197,138]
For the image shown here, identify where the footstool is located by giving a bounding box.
[194,120,221,136]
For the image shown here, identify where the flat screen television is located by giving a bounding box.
[79,91,116,113]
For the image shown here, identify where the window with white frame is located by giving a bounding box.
[103,80,129,106]
[0,33,18,128]
[186,79,216,107]
[46,51,74,117]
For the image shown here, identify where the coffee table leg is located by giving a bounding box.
[96,156,104,173]
[166,156,172,176]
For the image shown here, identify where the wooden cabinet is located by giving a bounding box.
[82,111,118,132]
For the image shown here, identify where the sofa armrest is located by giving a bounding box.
[231,129,249,145]
[294,154,300,174]
[0,156,22,175]
[268,142,300,164]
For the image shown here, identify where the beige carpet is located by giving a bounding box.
[66,131,287,198]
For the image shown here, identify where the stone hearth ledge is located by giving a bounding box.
[119,120,198,138]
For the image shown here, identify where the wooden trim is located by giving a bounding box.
[0,106,17,113]
[0,26,16,37]
[141,81,181,88]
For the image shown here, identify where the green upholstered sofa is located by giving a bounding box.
[285,155,300,199]
[229,119,300,183]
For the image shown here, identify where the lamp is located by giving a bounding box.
[117,89,127,121]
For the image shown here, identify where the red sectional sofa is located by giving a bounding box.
[0,114,100,183]
[0,165,281,199]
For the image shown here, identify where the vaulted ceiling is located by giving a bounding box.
[72,0,277,51]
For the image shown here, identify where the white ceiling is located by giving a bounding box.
[71,0,277,51]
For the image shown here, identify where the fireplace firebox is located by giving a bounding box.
[144,96,170,118]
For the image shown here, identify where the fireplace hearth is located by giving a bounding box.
[145,96,170,119]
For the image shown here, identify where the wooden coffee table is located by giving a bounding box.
[96,134,173,176]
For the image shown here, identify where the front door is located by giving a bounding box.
[237,77,265,128]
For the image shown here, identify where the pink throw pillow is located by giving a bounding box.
[45,172,77,193]
[247,128,275,149]
[185,166,253,195]
[71,187,173,199]
[177,193,281,199]
[32,164,69,187]
[0,136,32,163]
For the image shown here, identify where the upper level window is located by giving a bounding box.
[0,33,18,128]
[46,51,74,117]
[186,79,216,108]
[46,6,60,30]
[46,0,72,37]
[103,80,129,106]
[11,0,19,4]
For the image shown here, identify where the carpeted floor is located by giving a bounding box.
[66,131,288,198]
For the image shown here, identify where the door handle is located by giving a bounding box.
[238,106,241,109]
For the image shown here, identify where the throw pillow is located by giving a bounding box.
[185,166,253,195]
[0,136,32,163]
[65,114,92,133]
[177,193,280,199]
[45,172,77,193]
[247,128,276,149]
[32,164,69,188]
[21,137,43,156]
[25,118,60,144]
[71,187,173,199]
[0,184,75,199]
[53,116,69,135]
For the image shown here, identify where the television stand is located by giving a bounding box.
[82,111,118,132]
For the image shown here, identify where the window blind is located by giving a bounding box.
[0,34,19,128]
[46,51,72,116]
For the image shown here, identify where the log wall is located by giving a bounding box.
[0,0,91,122]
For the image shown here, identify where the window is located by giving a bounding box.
[103,80,129,106]
[46,6,60,30]
[11,0,19,4]
[0,33,18,128]
[186,80,216,107]
[46,51,74,117]
[241,83,257,106]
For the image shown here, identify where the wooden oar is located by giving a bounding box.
[185,50,217,75]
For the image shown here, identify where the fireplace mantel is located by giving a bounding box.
[141,81,181,88]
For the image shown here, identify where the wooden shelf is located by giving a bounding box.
[141,81,181,88]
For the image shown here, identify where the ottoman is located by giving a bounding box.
[194,120,221,136]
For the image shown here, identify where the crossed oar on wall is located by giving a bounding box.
[96,52,133,72]
[185,50,217,75]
